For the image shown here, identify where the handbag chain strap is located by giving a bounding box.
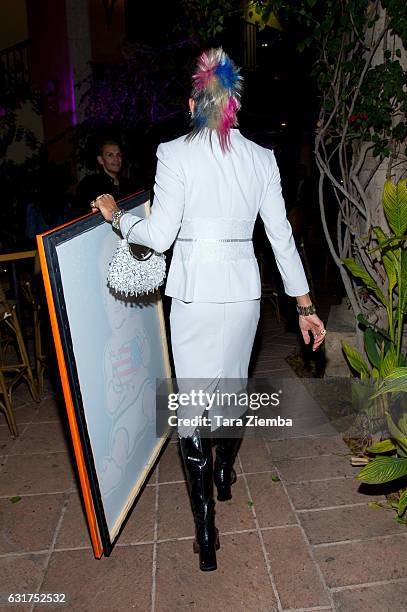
[124,218,154,261]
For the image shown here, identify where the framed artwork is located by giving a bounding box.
[37,191,172,557]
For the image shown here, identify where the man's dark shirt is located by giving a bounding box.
[75,171,136,216]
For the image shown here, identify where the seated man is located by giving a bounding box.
[75,140,136,216]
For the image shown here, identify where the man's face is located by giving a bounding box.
[97,144,122,175]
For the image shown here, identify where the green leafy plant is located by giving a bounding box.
[356,367,407,521]
[341,179,407,390]
[178,0,239,42]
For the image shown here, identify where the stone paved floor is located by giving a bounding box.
[1,301,407,611]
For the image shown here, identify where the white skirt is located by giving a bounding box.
[170,298,260,436]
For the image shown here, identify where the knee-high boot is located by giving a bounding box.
[178,427,220,571]
[213,436,243,501]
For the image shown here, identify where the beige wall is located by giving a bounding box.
[0,0,28,50]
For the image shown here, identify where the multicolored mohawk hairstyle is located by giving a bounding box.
[186,47,243,152]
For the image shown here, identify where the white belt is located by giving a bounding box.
[176,237,252,243]
[173,237,255,262]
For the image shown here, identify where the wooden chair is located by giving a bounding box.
[0,288,40,437]
[21,274,47,398]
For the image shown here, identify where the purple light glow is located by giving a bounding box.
[69,67,77,125]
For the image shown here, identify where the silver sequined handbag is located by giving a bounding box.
[107,219,166,297]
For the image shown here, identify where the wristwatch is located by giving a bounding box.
[111,209,125,230]
[296,302,316,316]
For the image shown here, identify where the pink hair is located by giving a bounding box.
[187,47,243,153]
[218,96,240,151]
[193,52,217,91]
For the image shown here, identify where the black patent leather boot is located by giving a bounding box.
[179,427,220,571]
[213,437,243,501]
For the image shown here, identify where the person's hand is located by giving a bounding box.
[90,194,119,222]
[298,313,326,352]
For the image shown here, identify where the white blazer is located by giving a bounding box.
[119,128,309,302]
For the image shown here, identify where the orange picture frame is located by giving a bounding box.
[37,191,172,557]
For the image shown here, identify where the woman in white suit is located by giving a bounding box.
[92,48,326,572]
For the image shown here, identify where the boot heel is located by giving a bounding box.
[193,529,220,571]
